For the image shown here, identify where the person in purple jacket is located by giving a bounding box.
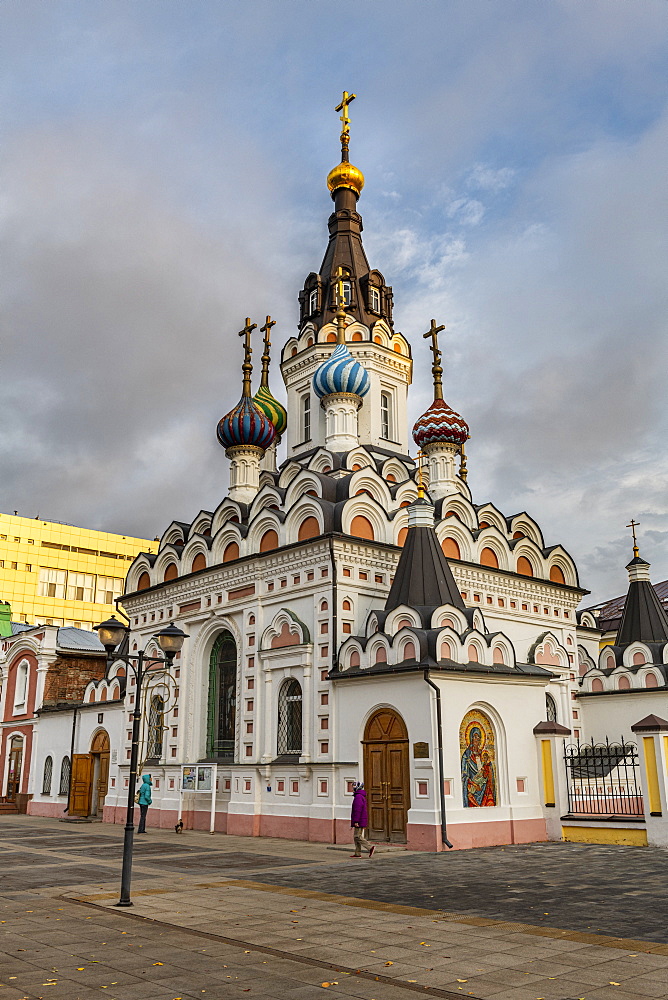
[350,782,375,858]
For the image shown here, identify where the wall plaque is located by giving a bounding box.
[413,741,429,759]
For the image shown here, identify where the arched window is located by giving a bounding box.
[137,572,151,591]
[260,529,279,553]
[223,541,239,563]
[298,516,320,542]
[440,640,454,661]
[350,515,374,540]
[349,650,360,668]
[517,556,533,577]
[493,646,506,665]
[632,651,646,666]
[351,331,363,342]
[277,679,302,755]
[480,547,499,569]
[342,599,352,611]
[192,553,206,573]
[618,675,631,690]
[606,653,616,671]
[42,756,53,795]
[147,695,165,759]
[645,673,659,688]
[442,537,460,560]
[302,393,311,441]
[207,632,237,758]
[591,678,604,693]
[549,565,566,584]
[374,646,387,664]
[59,756,71,796]
[380,392,392,440]
[164,563,178,582]
[402,641,416,661]
[545,693,557,722]
[397,526,408,547]
[467,644,479,663]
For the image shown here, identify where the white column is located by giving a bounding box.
[323,393,361,453]
[260,441,278,474]
[423,442,461,499]
[226,445,263,504]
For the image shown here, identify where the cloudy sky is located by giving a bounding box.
[2,0,667,604]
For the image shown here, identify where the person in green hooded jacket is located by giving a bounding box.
[137,774,152,833]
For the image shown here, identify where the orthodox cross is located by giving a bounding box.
[335,90,356,162]
[259,315,276,388]
[423,319,446,400]
[334,266,348,344]
[238,317,257,396]
[416,449,426,498]
[626,518,640,558]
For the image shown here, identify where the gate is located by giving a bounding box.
[563,738,644,817]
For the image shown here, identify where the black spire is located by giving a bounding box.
[617,554,668,647]
[385,500,465,617]
[298,93,394,333]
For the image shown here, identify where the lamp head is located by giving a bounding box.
[155,621,189,660]
[94,615,129,654]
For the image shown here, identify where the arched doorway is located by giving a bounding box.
[6,736,23,802]
[70,729,110,817]
[362,708,410,843]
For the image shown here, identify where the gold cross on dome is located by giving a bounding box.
[335,91,356,136]
[626,518,640,558]
[238,317,257,395]
[423,319,446,400]
[260,315,276,352]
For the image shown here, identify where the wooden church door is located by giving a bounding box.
[363,709,410,843]
[70,755,93,816]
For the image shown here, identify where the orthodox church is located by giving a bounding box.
[10,96,667,849]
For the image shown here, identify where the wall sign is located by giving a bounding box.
[413,741,429,759]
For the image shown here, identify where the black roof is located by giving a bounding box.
[385,513,466,615]
[617,576,668,647]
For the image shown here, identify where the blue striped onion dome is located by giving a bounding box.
[217,394,276,451]
[253,384,287,438]
[412,398,469,448]
[313,343,370,399]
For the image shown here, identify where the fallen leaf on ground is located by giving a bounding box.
[152,962,164,966]
[385,961,393,966]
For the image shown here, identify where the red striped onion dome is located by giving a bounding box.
[217,394,276,451]
[412,398,469,448]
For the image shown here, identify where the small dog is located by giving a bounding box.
[174,818,184,834]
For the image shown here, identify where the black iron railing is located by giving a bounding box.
[563,738,643,817]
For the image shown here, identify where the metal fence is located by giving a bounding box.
[563,738,644,817]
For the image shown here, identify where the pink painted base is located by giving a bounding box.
[27,801,68,818]
[85,807,548,852]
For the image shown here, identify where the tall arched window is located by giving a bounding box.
[302,393,311,441]
[147,695,165,759]
[59,756,71,796]
[42,756,53,795]
[545,693,558,722]
[207,632,237,758]
[277,679,302,755]
[380,392,392,440]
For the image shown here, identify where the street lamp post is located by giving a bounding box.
[94,616,189,907]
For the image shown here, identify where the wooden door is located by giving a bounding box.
[7,746,23,801]
[90,730,110,816]
[96,753,110,814]
[363,709,410,843]
[70,754,93,816]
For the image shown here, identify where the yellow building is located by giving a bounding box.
[0,512,155,629]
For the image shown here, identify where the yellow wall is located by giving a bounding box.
[562,824,647,846]
[0,512,155,629]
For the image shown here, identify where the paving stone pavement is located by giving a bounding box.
[1,816,668,1000]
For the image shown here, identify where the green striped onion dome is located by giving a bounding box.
[253,384,287,438]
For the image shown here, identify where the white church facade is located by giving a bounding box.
[6,96,668,850]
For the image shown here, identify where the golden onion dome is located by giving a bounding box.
[327,161,365,197]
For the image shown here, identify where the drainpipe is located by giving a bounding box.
[423,670,453,849]
[328,536,338,672]
[65,706,78,814]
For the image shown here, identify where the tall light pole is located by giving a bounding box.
[94,616,189,907]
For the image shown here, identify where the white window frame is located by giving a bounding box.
[380,391,392,440]
[309,288,318,314]
[13,660,29,713]
[302,393,311,442]
[369,286,381,313]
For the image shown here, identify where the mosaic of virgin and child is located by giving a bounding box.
[460,717,497,807]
